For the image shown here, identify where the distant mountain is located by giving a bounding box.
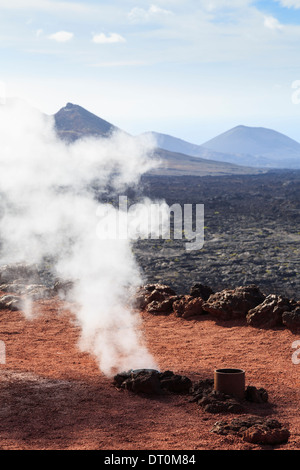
[54,102,119,141]
[142,131,241,165]
[202,125,300,168]
[53,104,265,176]
[145,126,300,169]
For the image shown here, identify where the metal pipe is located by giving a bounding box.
[214,368,245,400]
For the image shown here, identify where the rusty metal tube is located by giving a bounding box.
[214,368,245,400]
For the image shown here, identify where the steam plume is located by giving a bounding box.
[0,99,159,376]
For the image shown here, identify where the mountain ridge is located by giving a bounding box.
[54,102,120,141]
[145,125,300,169]
[53,103,267,176]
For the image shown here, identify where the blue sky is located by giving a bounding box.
[1,0,300,143]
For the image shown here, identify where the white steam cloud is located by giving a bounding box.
[0,99,159,376]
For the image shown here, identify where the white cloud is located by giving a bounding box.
[92,33,126,44]
[36,29,43,38]
[48,31,74,42]
[275,0,300,8]
[204,0,252,10]
[149,4,172,14]
[264,16,284,30]
[128,4,173,23]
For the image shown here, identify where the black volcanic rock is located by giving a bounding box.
[159,370,192,394]
[246,294,293,328]
[190,283,214,300]
[172,295,204,319]
[282,307,300,331]
[245,385,268,403]
[202,285,265,321]
[118,370,162,395]
[134,172,300,299]
[211,416,290,445]
[0,294,22,311]
[54,103,119,141]
[113,369,192,395]
[134,283,177,314]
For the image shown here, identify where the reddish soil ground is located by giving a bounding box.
[0,294,299,450]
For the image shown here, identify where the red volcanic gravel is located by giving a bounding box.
[0,295,299,450]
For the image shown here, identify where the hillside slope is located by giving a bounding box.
[53,104,264,176]
[145,126,300,169]
[54,102,119,141]
[202,125,300,168]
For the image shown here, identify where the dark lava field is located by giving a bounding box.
[131,170,300,299]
